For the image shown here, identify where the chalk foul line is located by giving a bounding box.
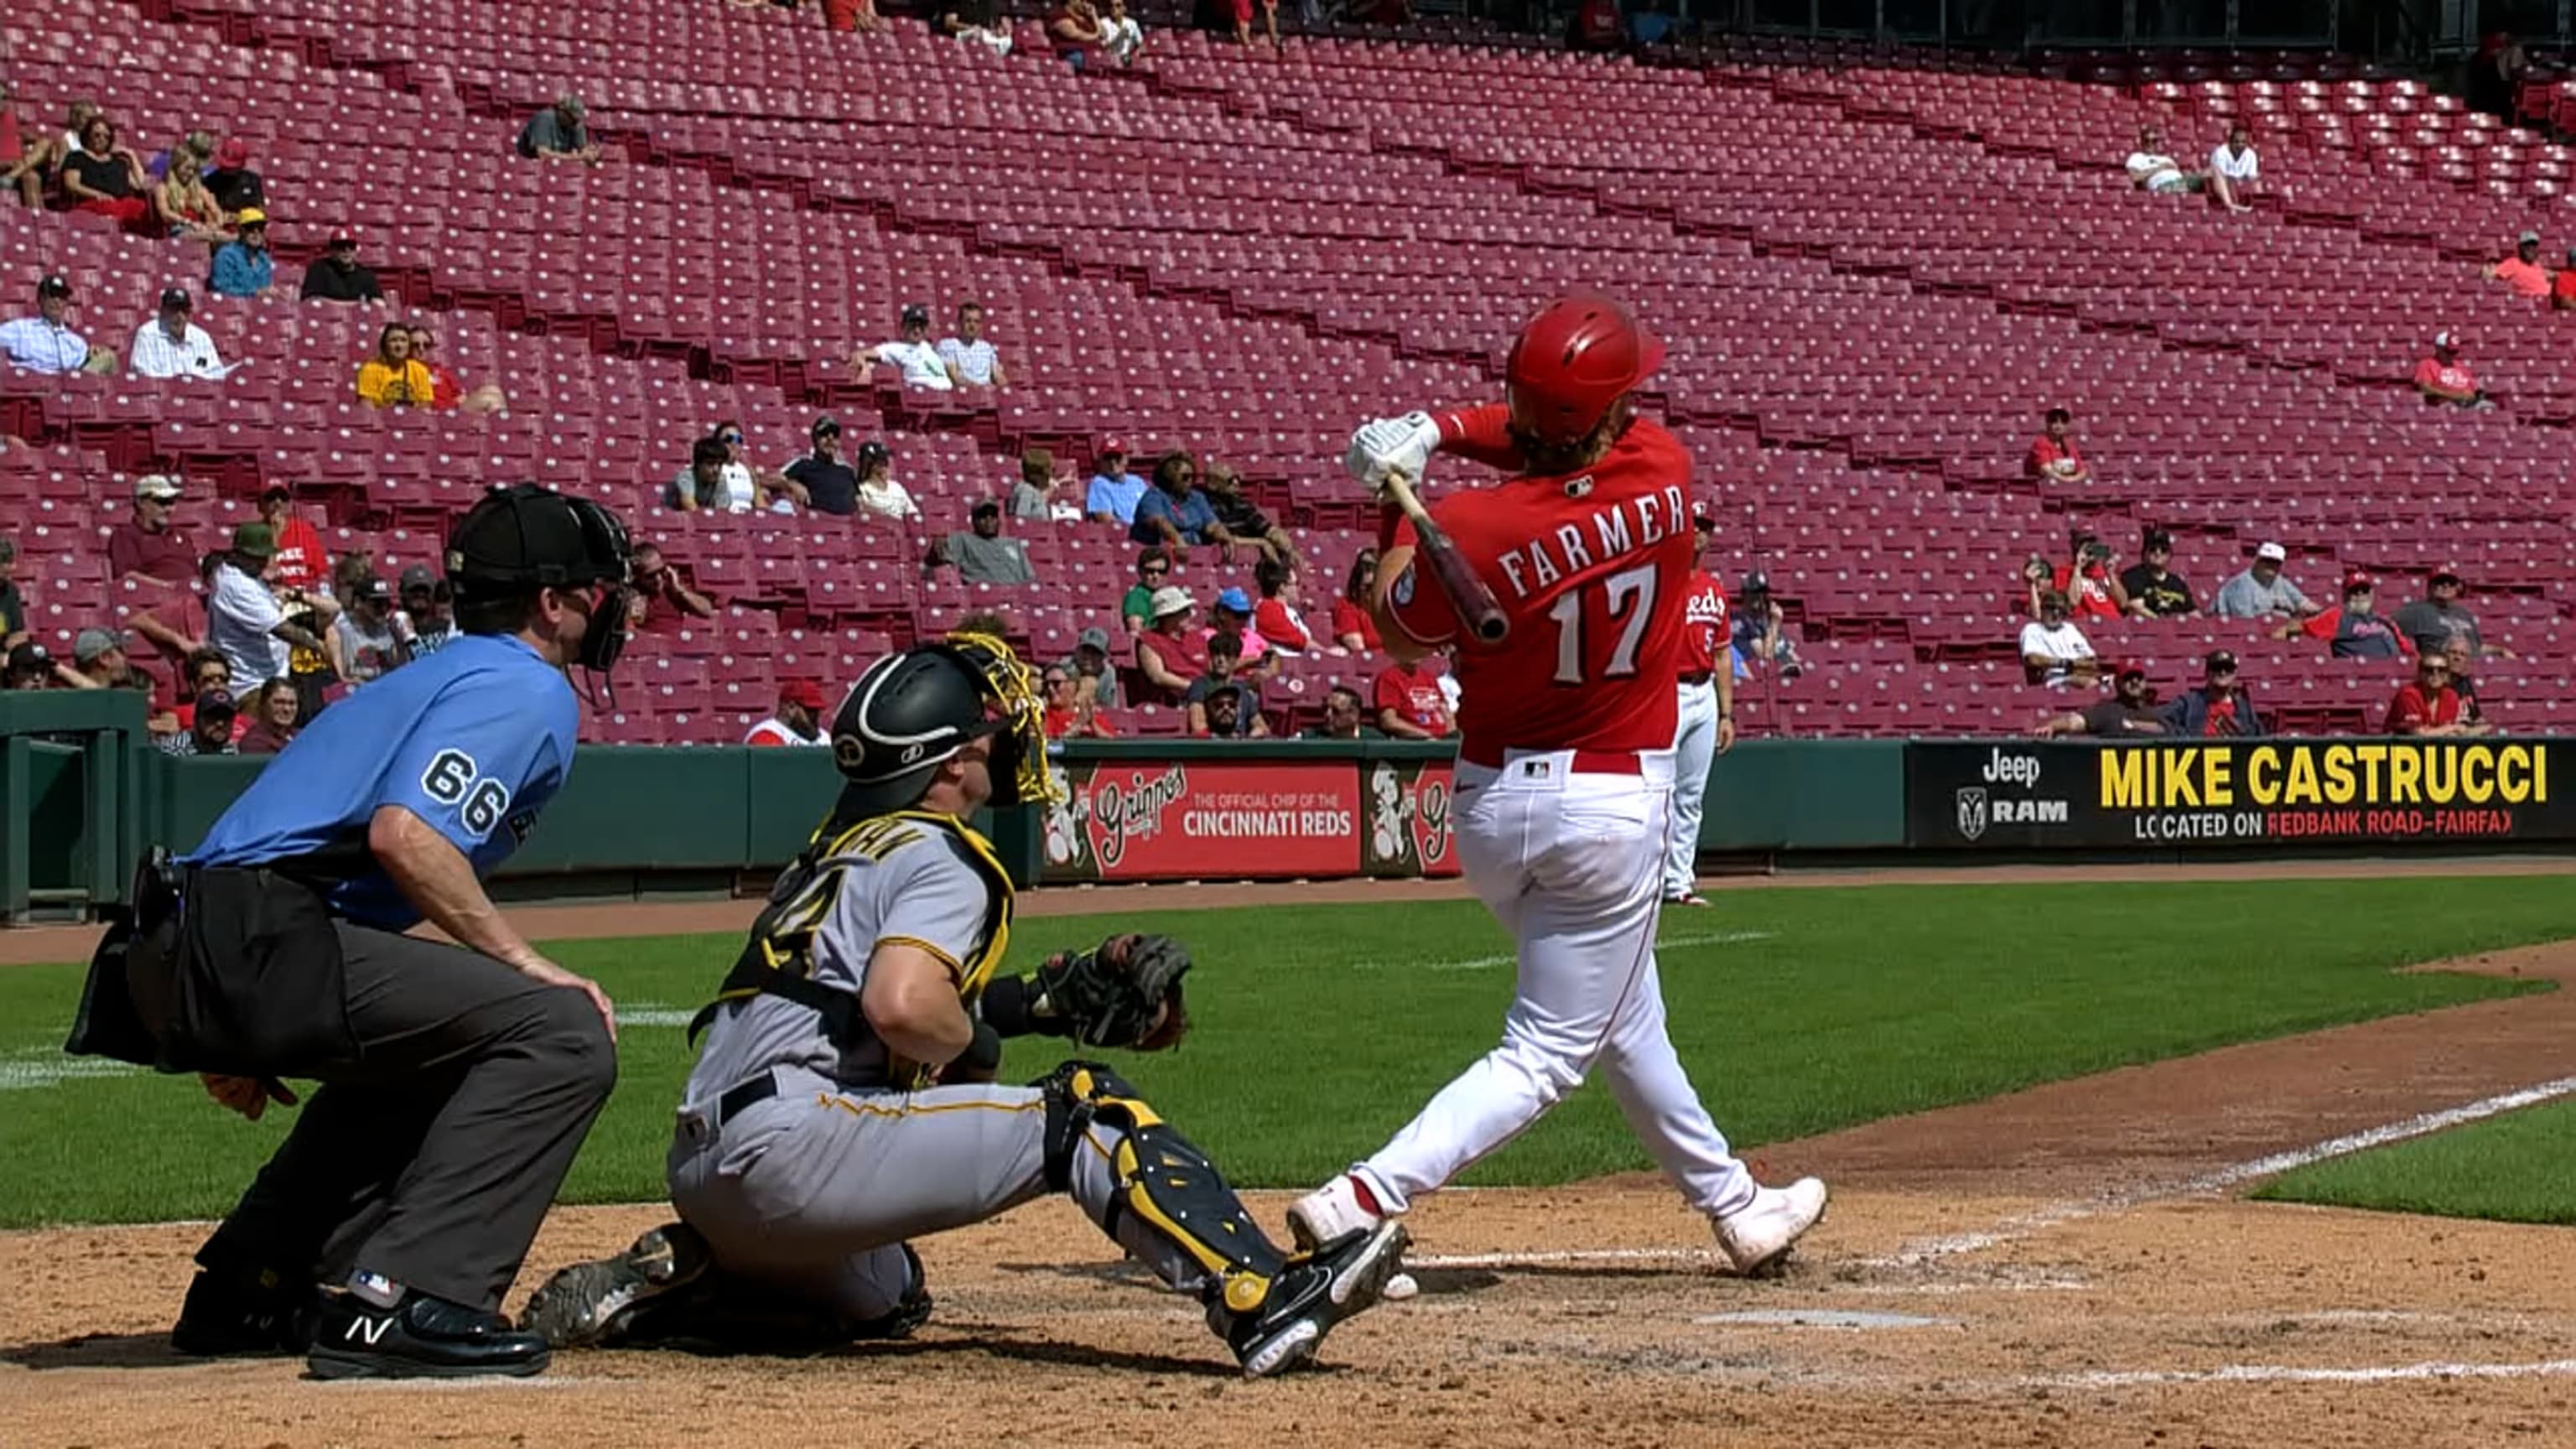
[1355,930,1774,974]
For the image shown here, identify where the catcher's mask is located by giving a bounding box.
[829,631,1056,817]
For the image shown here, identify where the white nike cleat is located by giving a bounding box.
[1285,1174,1386,1253]
[1713,1177,1829,1275]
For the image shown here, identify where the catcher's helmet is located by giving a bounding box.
[828,632,1054,817]
[1504,293,1666,446]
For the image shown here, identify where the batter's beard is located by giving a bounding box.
[1509,397,1630,478]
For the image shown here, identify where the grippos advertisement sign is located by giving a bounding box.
[1912,740,2564,849]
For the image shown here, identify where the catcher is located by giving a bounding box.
[522,633,1408,1376]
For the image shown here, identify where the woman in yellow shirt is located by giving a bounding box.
[356,322,434,407]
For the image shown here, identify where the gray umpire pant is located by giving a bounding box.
[667,1064,1205,1320]
[194,922,618,1311]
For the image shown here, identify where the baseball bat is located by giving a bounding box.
[1382,468,1509,645]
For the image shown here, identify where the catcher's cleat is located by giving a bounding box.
[171,1266,320,1357]
[305,1291,549,1380]
[1285,1173,1386,1253]
[1666,891,1711,908]
[521,1222,714,1349]
[1223,1220,1410,1378]
[1713,1177,1829,1276]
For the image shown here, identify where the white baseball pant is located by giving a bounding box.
[1348,747,1760,1220]
[1663,679,1719,899]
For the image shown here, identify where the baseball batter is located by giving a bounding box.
[523,634,1408,1375]
[1665,514,1735,906]
[1289,295,1827,1273]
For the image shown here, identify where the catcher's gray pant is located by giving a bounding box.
[666,1064,1208,1320]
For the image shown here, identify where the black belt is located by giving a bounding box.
[1678,671,1713,686]
[717,1069,781,1128]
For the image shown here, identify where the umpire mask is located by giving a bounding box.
[446,483,635,676]
[828,631,1057,818]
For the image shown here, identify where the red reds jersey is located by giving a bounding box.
[2386,683,2462,734]
[1372,661,1453,735]
[1677,569,1727,679]
[1387,406,1696,760]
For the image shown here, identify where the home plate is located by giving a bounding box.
[1695,1309,1954,1330]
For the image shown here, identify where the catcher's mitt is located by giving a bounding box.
[1034,933,1191,1051]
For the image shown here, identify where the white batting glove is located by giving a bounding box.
[1344,412,1441,491]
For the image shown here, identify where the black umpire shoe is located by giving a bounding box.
[171,1267,320,1357]
[305,1291,550,1379]
[1223,1220,1410,1378]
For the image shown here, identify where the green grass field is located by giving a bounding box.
[2255,1096,2576,1226]
[0,876,2568,1228]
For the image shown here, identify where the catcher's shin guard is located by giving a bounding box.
[1041,1061,1286,1315]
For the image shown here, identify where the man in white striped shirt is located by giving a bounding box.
[128,288,239,382]
[0,273,115,376]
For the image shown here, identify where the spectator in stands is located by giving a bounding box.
[17,100,101,201]
[1010,447,1081,522]
[2018,590,2098,689]
[2442,637,2485,724]
[2210,541,2319,620]
[2386,649,2486,738]
[665,434,740,514]
[854,303,956,391]
[236,678,303,754]
[1134,586,1209,704]
[112,473,206,658]
[2468,31,2530,120]
[851,440,921,522]
[1086,443,1148,526]
[2037,663,2165,737]
[153,138,231,243]
[207,209,273,298]
[4,641,53,690]
[2118,526,2196,617]
[821,0,884,31]
[2208,122,2261,213]
[2123,125,2202,195]
[2049,527,2128,621]
[1373,654,1455,739]
[1302,684,1380,740]
[2274,571,2411,661]
[1057,627,1122,709]
[1182,631,1264,736]
[1568,0,1625,50]
[59,116,153,230]
[209,523,331,695]
[301,230,384,306]
[2158,650,2264,737]
[1332,548,1382,652]
[1732,571,1802,678]
[61,626,162,701]
[2392,564,2511,662]
[941,0,1015,52]
[1132,450,1238,558]
[1099,0,1145,61]
[162,685,239,756]
[715,418,804,512]
[2484,231,2552,301]
[627,543,719,632]
[744,680,830,746]
[397,565,456,655]
[1208,587,1273,672]
[325,574,411,687]
[170,648,231,724]
[2025,407,2090,484]
[1041,663,1117,737]
[407,323,508,414]
[259,486,327,592]
[0,537,24,650]
[1202,464,1294,568]
[1628,0,1677,46]
[2,274,113,376]
[0,83,36,209]
[356,321,436,408]
[128,288,237,382]
[1251,556,1341,657]
[782,417,860,517]
[517,94,601,164]
[2413,331,2490,408]
[927,499,1036,585]
[2556,247,2576,312]
[935,301,1005,387]
[1050,0,1109,65]
[1120,548,1173,635]
[203,137,264,213]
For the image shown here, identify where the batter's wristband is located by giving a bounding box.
[956,1021,1005,1076]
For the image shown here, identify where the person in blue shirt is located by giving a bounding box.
[206,209,274,298]
[1130,449,1241,558]
[67,483,635,1380]
[1083,441,1147,525]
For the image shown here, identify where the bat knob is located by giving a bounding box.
[1472,615,1511,645]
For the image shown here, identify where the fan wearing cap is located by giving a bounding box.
[60,624,171,719]
[300,230,384,306]
[203,137,265,213]
[2274,570,2412,661]
[2413,332,2489,408]
[2158,649,2267,738]
[207,521,336,695]
[1206,585,1273,672]
[127,288,238,382]
[926,498,1035,585]
[1,274,116,376]
[853,303,956,391]
[1084,442,1148,525]
[515,93,600,164]
[2210,540,2319,621]
[2038,665,2167,737]
[2025,407,2092,485]
[849,439,919,521]
[69,485,635,1381]
[397,564,457,655]
[1186,636,1270,739]
[1054,625,1124,708]
[4,640,57,690]
[744,679,832,747]
[784,417,861,517]
[2484,231,2551,301]
[2392,565,2513,662]
[207,208,273,298]
[326,574,413,687]
[2116,527,2197,618]
[163,684,242,757]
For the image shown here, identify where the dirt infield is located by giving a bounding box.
[5,866,2575,1446]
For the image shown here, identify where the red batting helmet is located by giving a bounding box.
[1504,294,1667,445]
